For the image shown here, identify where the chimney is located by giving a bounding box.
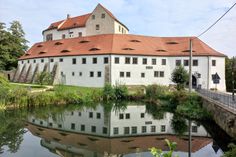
[67,14,70,19]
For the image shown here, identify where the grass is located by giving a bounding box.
[9,83,47,89]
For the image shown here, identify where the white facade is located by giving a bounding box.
[18,54,226,90]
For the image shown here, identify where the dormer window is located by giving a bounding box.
[156,49,167,52]
[79,40,89,43]
[39,51,46,54]
[92,15,95,19]
[61,49,70,53]
[101,13,105,18]
[89,48,100,51]
[37,44,43,48]
[123,48,134,50]
[130,40,140,43]
[55,41,63,45]
[182,50,196,52]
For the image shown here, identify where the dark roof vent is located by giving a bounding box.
[37,44,43,47]
[89,48,100,51]
[156,49,167,52]
[55,42,63,45]
[79,40,90,43]
[61,49,70,53]
[39,51,46,54]
[182,50,196,52]
[123,48,134,50]
[166,41,179,44]
[130,39,140,42]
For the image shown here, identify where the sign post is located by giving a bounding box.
[212,73,220,91]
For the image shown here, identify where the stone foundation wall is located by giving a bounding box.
[201,96,236,139]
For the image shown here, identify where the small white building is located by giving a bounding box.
[15,3,226,91]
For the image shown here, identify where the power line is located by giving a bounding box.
[197,2,236,38]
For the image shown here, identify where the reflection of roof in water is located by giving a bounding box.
[26,122,212,155]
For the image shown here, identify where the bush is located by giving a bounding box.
[102,83,115,101]
[35,72,52,86]
[146,84,170,101]
[102,83,128,101]
[223,143,236,157]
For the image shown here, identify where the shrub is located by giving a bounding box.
[114,84,128,100]
[223,143,236,157]
[146,84,170,101]
[102,83,115,101]
[35,72,52,86]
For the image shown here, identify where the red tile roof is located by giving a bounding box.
[43,4,129,32]
[20,34,225,60]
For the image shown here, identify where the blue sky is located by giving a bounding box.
[0,0,235,56]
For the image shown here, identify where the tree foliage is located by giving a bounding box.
[171,65,189,90]
[150,139,178,157]
[0,21,28,70]
[225,57,236,92]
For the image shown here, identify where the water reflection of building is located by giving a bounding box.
[26,104,220,157]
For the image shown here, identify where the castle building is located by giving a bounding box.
[14,3,226,91]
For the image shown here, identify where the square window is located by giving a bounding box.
[71,123,75,130]
[49,123,53,127]
[193,60,198,66]
[140,113,145,118]
[131,126,137,134]
[119,114,124,119]
[93,57,97,64]
[33,60,36,63]
[115,57,119,64]
[154,71,159,77]
[151,126,156,132]
[89,112,93,118]
[59,58,63,62]
[96,24,100,30]
[90,71,94,77]
[125,113,130,119]
[97,71,102,77]
[184,60,189,66]
[124,127,130,134]
[141,73,145,78]
[113,127,119,135]
[176,60,181,66]
[58,124,62,128]
[103,127,107,134]
[152,58,156,65]
[72,58,76,64]
[81,125,85,131]
[162,59,166,65]
[160,71,164,77]
[120,72,124,77]
[161,125,166,132]
[91,126,96,133]
[82,58,86,64]
[104,57,109,64]
[125,57,131,64]
[97,113,101,119]
[212,60,216,66]
[126,72,131,78]
[143,58,147,64]
[101,13,105,18]
[142,126,147,133]
[132,57,138,64]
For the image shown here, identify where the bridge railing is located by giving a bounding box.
[196,88,236,111]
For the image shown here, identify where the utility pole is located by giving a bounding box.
[188,38,193,157]
[189,39,193,92]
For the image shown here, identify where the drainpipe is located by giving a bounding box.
[207,56,210,90]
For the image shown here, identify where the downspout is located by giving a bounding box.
[109,54,112,85]
[207,56,210,90]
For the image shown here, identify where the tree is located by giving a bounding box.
[150,139,178,157]
[171,65,189,90]
[0,21,28,70]
[225,57,236,92]
[35,72,52,86]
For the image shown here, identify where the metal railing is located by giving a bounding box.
[196,88,236,112]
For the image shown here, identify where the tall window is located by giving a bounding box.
[193,60,198,66]
[161,125,166,132]
[78,32,82,37]
[212,60,216,66]
[162,59,166,65]
[151,126,156,132]
[82,58,86,64]
[125,57,131,64]
[141,72,145,78]
[131,127,137,134]
[184,60,189,66]
[113,127,119,135]
[142,126,147,133]
[120,72,124,77]
[124,127,130,134]
[62,34,66,39]
[176,60,181,66]
[152,58,156,65]
[91,126,96,133]
[93,57,97,64]
[132,57,138,64]
[126,72,131,78]
[72,58,76,64]
[154,71,159,77]
[143,58,147,64]
[90,71,94,77]
[46,34,53,41]
[96,24,100,30]
[97,71,102,77]
[104,57,109,64]
[115,57,119,64]
[160,71,164,77]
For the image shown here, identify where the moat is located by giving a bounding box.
[0,102,232,157]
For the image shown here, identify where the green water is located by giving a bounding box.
[0,102,233,157]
